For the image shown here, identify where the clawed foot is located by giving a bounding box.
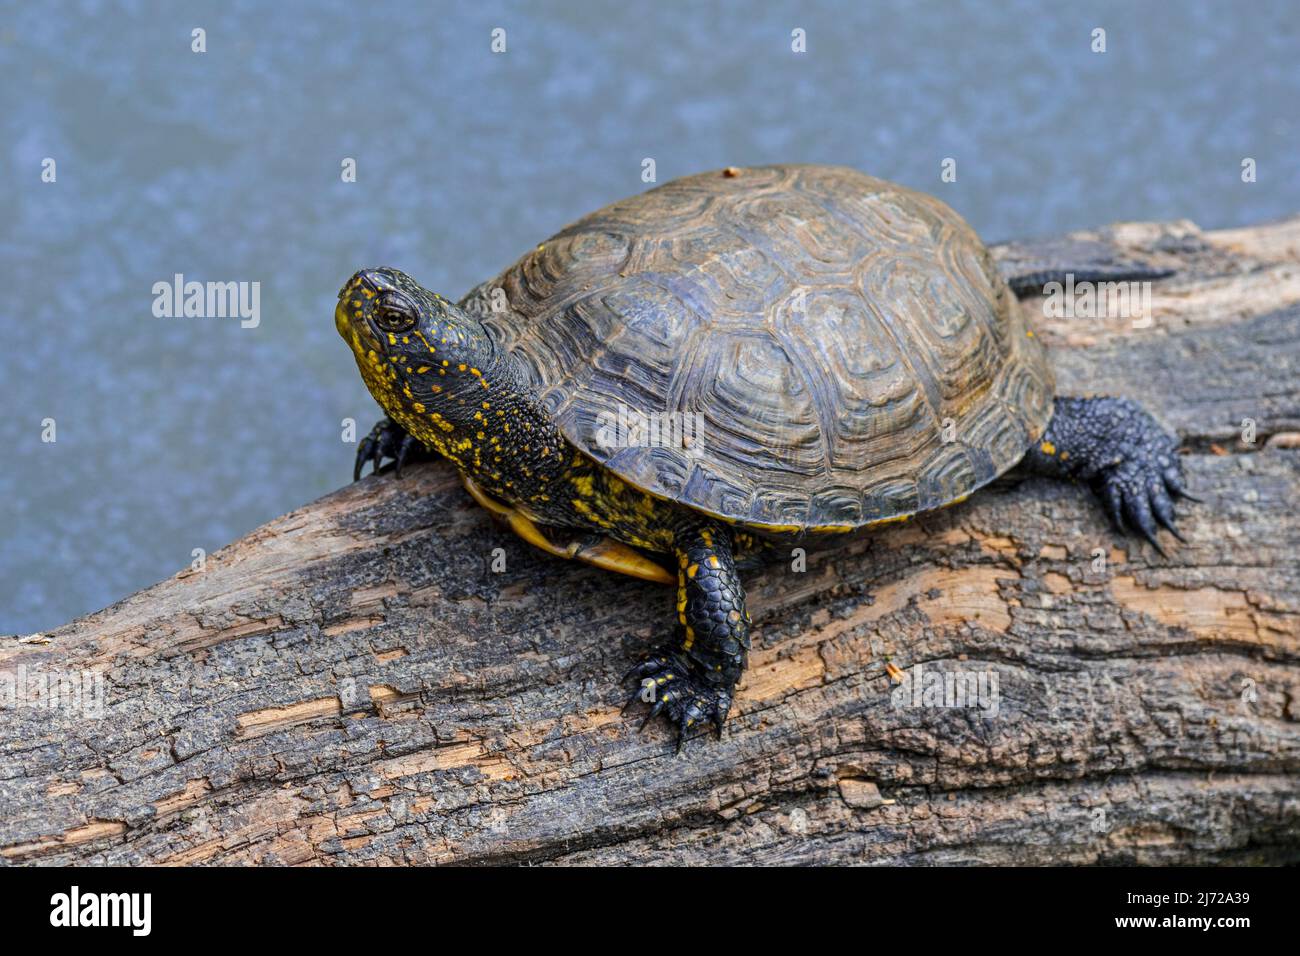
[1029,397,1200,556]
[1096,438,1198,556]
[623,650,733,752]
[354,418,427,481]
[1080,401,1198,556]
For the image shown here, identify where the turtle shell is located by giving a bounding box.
[463,165,1054,531]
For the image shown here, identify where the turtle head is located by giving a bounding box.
[336,267,500,446]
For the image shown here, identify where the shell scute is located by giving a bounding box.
[466,164,1054,530]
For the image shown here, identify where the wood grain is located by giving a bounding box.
[2,215,1298,865]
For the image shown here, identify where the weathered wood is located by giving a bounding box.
[3,216,1299,866]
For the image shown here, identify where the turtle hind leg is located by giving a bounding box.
[1024,396,1196,554]
[624,522,750,751]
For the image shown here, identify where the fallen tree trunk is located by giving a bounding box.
[3,215,1299,866]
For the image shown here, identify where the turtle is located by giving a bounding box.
[336,164,1193,750]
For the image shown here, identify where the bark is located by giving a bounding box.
[3,216,1299,866]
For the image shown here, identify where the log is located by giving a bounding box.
[3,215,1300,866]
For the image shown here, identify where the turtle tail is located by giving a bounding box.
[992,236,1174,299]
[1003,265,1175,299]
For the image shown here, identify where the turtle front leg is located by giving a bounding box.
[1023,396,1197,554]
[624,523,751,751]
[354,417,432,480]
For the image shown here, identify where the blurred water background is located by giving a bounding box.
[2,0,1297,633]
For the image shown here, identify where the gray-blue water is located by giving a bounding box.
[2,0,1297,634]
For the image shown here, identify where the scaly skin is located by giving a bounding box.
[623,524,751,750]
[339,268,757,746]
[1023,396,1194,554]
[338,268,1195,750]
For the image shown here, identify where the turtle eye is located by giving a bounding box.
[374,293,418,333]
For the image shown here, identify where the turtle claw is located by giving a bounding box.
[1095,426,1191,556]
[639,697,668,733]
[622,650,733,751]
[621,685,644,716]
[354,418,428,481]
[393,432,420,478]
[1161,461,1202,503]
[354,434,379,482]
[1033,397,1198,557]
